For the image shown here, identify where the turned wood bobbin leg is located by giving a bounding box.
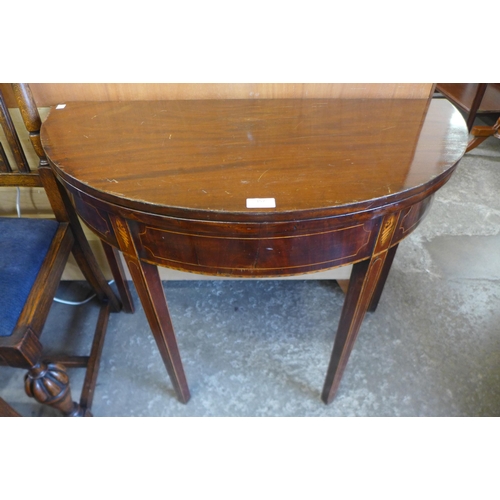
[24,362,91,417]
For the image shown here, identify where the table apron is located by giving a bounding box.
[66,184,433,277]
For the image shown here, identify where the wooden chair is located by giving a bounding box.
[0,83,123,416]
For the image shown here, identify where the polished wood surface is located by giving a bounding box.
[42,99,464,221]
[41,97,468,404]
[0,83,434,108]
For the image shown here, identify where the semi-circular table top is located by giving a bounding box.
[40,98,468,223]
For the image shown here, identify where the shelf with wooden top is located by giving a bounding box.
[436,83,500,131]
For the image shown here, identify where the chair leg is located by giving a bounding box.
[38,165,122,313]
[79,303,111,411]
[101,241,135,313]
[24,361,91,417]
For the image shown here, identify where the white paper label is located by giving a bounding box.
[246,198,276,208]
[56,104,66,109]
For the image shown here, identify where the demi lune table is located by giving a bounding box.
[40,98,468,405]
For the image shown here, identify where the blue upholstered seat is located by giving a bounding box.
[0,218,59,337]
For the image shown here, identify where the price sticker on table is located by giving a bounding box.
[246,198,276,208]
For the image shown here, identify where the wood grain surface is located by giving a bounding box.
[0,83,433,107]
[41,98,467,222]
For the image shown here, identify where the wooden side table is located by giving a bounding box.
[40,98,468,405]
[436,83,500,131]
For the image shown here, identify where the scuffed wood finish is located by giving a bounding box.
[41,99,464,221]
[41,98,468,404]
[0,83,434,107]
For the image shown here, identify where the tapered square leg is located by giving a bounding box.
[321,258,381,404]
[108,215,190,404]
[124,255,190,404]
[322,213,400,404]
[102,241,135,313]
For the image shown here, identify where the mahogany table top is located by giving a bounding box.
[40,98,468,223]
